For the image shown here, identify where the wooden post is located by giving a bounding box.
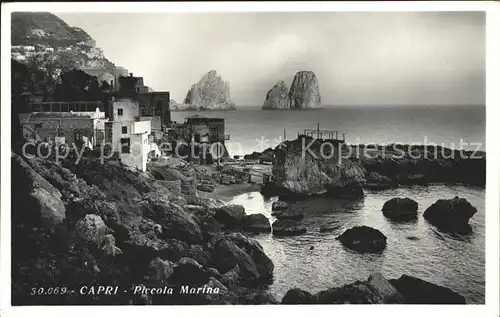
[336,131,338,139]
[317,123,320,138]
[284,128,286,140]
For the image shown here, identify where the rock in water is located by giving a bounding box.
[183,70,236,110]
[262,81,290,109]
[423,196,477,233]
[289,71,321,109]
[389,274,466,304]
[272,219,307,236]
[382,198,418,220]
[337,226,387,253]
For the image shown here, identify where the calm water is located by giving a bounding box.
[171,105,486,155]
[173,106,485,303]
[230,185,485,304]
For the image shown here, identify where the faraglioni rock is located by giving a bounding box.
[288,71,321,109]
[183,70,236,110]
[262,81,290,109]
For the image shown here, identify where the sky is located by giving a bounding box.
[56,11,485,107]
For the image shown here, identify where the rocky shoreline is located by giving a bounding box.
[252,137,485,200]
[11,150,471,304]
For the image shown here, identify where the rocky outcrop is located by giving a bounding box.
[262,81,290,110]
[389,274,466,304]
[209,233,274,285]
[337,226,387,253]
[271,208,304,221]
[364,172,395,190]
[347,144,486,187]
[263,137,366,198]
[288,71,321,109]
[272,219,307,236]
[282,273,400,304]
[423,196,477,233]
[183,70,236,110]
[75,214,108,245]
[213,204,246,229]
[12,153,280,305]
[243,214,271,233]
[271,200,288,211]
[282,273,464,304]
[382,198,418,220]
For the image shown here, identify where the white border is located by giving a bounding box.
[1,2,499,317]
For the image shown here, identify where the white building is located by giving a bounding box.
[105,98,152,172]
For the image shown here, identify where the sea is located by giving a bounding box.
[171,105,486,303]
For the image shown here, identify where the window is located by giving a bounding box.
[194,134,201,143]
[35,123,42,129]
[117,108,123,116]
[122,126,128,134]
[120,138,130,154]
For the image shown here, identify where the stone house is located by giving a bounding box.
[104,98,154,172]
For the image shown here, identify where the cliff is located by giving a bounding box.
[262,81,290,110]
[11,12,114,71]
[288,71,321,109]
[183,70,236,110]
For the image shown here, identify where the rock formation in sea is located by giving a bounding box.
[11,152,281,305]
[423,196,477,233]
[183,70,236,110]
[262,81,290,110]
[288,71,321,109]
[382,198,418,221]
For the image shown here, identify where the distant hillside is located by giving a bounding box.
[11,12,115,71]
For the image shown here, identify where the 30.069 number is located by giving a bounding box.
[30,287,68,295]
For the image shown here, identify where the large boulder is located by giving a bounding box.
[314,282,384,304]
[210,238,261,283]
[243,214,271,233]
[423,196,477,233]
[389,274,466,304]
[262,81,290,110]
[213,204,246,228]
[382,198,418,220]
[183,70,236,110]
[282,273,404,304]
[288,71,321,109]
[337,226,387,253]
[271,208,304,221]
[272,219,307,236]
[281,288,314,304]
[364,172,394,190]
